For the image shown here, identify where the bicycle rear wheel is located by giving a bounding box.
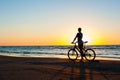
[68,49,78,61]
[84,48,96,61]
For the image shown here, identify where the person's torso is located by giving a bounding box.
[77,33,83,44]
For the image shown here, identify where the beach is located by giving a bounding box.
[0,55,120,80]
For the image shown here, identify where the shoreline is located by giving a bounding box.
[0,53,120,61]
[0,55,120,80]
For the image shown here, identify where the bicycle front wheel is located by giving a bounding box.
[84,48,96,61]
[68,49,78,61]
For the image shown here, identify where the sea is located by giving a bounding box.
[0,45,120,60]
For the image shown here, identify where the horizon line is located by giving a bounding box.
[0,44,120,46]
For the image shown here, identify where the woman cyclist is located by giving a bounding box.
[72,27,84,60]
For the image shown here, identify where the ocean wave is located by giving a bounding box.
[91,45,120,49]
[0,46,120,59]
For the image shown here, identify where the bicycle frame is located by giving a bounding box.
[73,43,80,52]
[72,42,86,55]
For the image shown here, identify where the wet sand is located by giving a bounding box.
[0,55,120,80]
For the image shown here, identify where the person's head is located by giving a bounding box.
[78,27,82,32]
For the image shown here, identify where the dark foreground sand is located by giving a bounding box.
[0,55,120,80]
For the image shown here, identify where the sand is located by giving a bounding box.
[0,55,119,80]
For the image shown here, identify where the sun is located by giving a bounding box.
[83,34,91,45]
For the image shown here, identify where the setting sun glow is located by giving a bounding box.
[0,0,120,46]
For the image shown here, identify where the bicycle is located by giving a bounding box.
[68,41,96,61]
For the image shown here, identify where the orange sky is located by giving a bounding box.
[0,0,120,46]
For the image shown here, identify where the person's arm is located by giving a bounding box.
[72,33,78,43]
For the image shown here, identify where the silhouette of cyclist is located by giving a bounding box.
[72,27,84,60]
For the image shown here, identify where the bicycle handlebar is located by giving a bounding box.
[71,41,88,44]
[84,41,88,43]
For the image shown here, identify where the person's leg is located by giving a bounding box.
[78,44,84,60]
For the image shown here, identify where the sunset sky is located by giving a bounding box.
[0,0,120,46]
